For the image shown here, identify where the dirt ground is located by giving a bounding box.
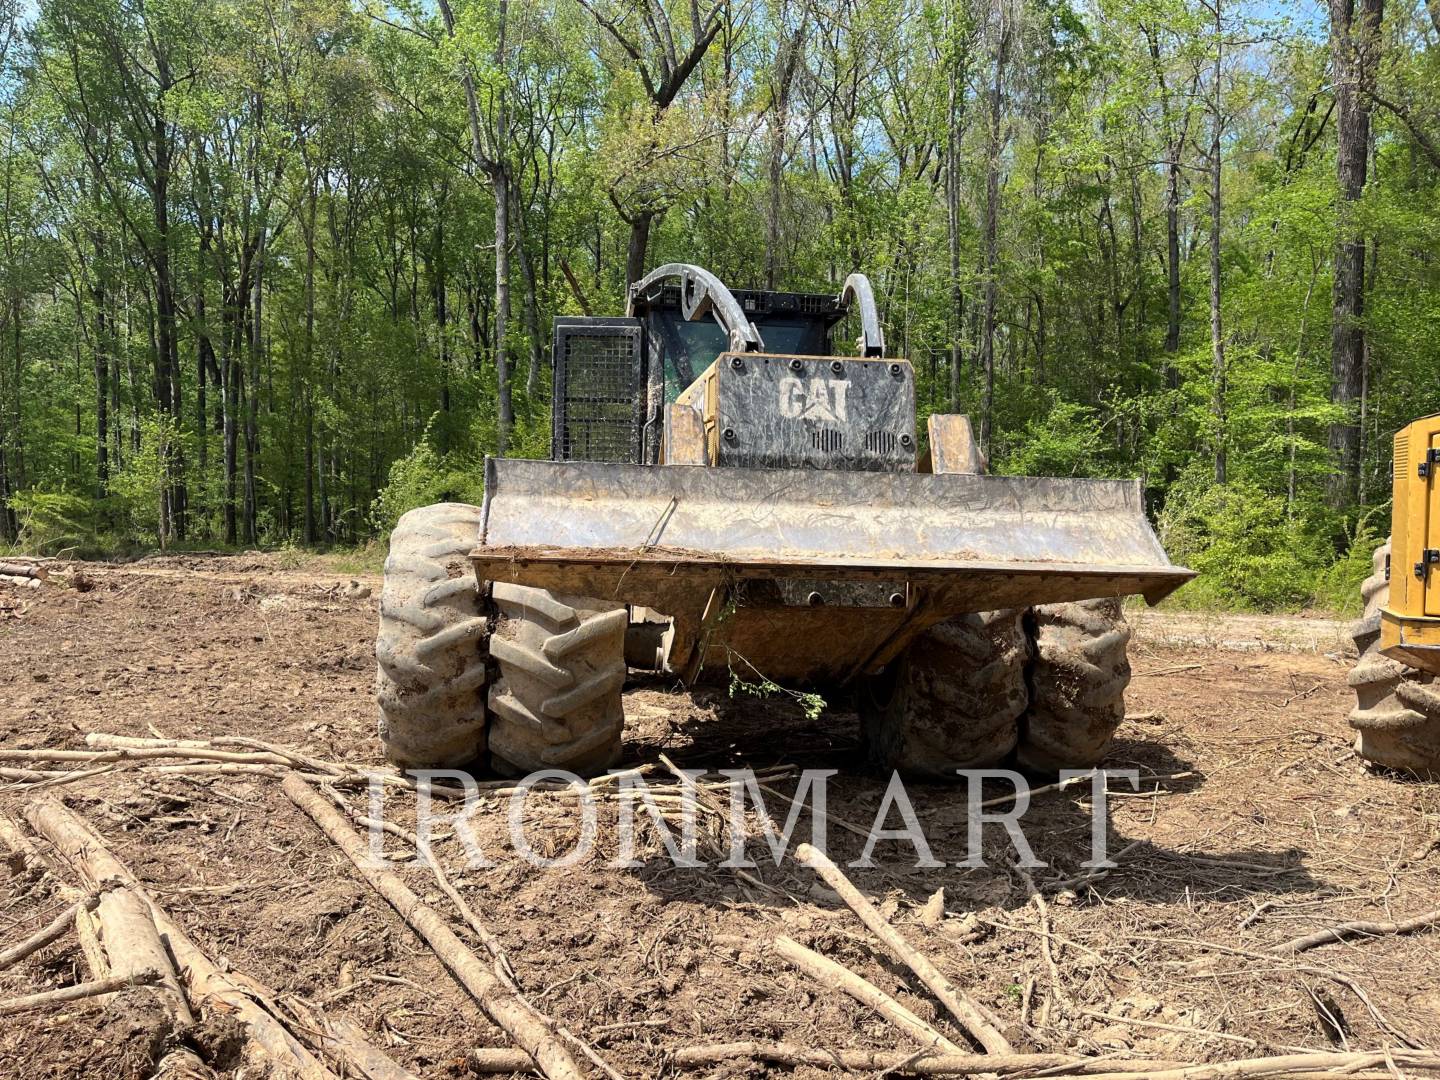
[1,555,1438,1078]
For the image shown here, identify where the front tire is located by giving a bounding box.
[859,610,1030,777]
[375,503,489,768]
[486,583,628,776]
[1016,598,1132,773]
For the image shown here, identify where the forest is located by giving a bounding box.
[0,0,1434,610]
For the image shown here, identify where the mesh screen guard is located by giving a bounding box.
[551,318,644,463]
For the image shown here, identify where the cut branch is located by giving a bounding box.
[793,843,1016,1054]
[0,892,100,971]
[1267,906,1440,954]
[0,969,160,1015]
[773,935,964,1053]
[280,773,593,1080]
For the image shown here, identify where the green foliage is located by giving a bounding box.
[369,419,487,537]
[7,490,96,555]
[1158,477,1337,611]
[108,415,191,547]
[728,669,828,724]
[995,395,1120,478]
[1312,515,1388,618]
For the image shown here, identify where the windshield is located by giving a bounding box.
[649,311,835,401]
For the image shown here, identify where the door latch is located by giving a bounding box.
[1419,448,1440,478]
[1415,549,1440,578]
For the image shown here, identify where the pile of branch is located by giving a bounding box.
[0,733,465,796]
[282,773,607,1080]
[791,842,1020,1055]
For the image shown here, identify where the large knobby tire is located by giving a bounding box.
[1347,541,1440,775]
[375,503,489,768]
[487,583,628,776]
[859,610,1030,777]
[1016,597,1132,773]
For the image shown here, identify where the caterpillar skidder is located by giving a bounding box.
[375,265,1194,778]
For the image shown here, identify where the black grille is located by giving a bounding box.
[865,430,898,455]
[552,318,643,463]
[811,428,844,453]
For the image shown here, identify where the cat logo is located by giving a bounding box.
[778,377,849,424]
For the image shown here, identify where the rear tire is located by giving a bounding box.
[487,583,628,776]
[859,610,1029,777]
[1016,598,1131,773]
[1347,541,1440,775]
[375,503,489,768]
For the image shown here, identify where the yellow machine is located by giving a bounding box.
[1380,412,1440,674]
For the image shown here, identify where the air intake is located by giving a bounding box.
[811,429,844,453]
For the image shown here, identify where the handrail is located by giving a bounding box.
[839,273,885,356]
[627,263,764,353]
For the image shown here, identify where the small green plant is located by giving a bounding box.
[726,653,827,722]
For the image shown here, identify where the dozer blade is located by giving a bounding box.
[474,458,1193,617]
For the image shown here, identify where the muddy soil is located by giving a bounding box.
[1,559,1437,1077]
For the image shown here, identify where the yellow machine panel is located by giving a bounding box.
[1380,412,1440,673]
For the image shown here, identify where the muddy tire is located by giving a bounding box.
[859,610,1030,777]
[375,503,489,768]
[1347,541,1440,775]
[1016,597,1132,773]
[486,583,628,776]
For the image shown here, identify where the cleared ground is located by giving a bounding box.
[1,556,1437,1077]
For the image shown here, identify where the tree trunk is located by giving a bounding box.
[979,9,1010,454]
[492,162,512,455]
[1209,0,1226,486]
[91,236,110,501]
[511,187,544,400]
[1328,0,1384,510]
[946,33,968,411]
[303,179,317,544]
[764,13,805,290]
[625,211,655,289]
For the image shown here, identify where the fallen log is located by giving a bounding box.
[2,746,296,767]
[662,1043,1440,1078]
[1074,1050,1440,1080]
[0,561,48,580]
[82,733,473,798]
[0,574,41,590]
[773,935,963,1053]
[470,1042,1165,1075]
[1267,906,1440,954]
[0,969,160,1016]
[25,796,338,1080]
[0,767,72,783]
[0,809,110,981]
[280,773,591,1080]
[794,843,1015,1055]
[0,892,100,971]
[26,803,192,1025]
[323,787,515,982]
